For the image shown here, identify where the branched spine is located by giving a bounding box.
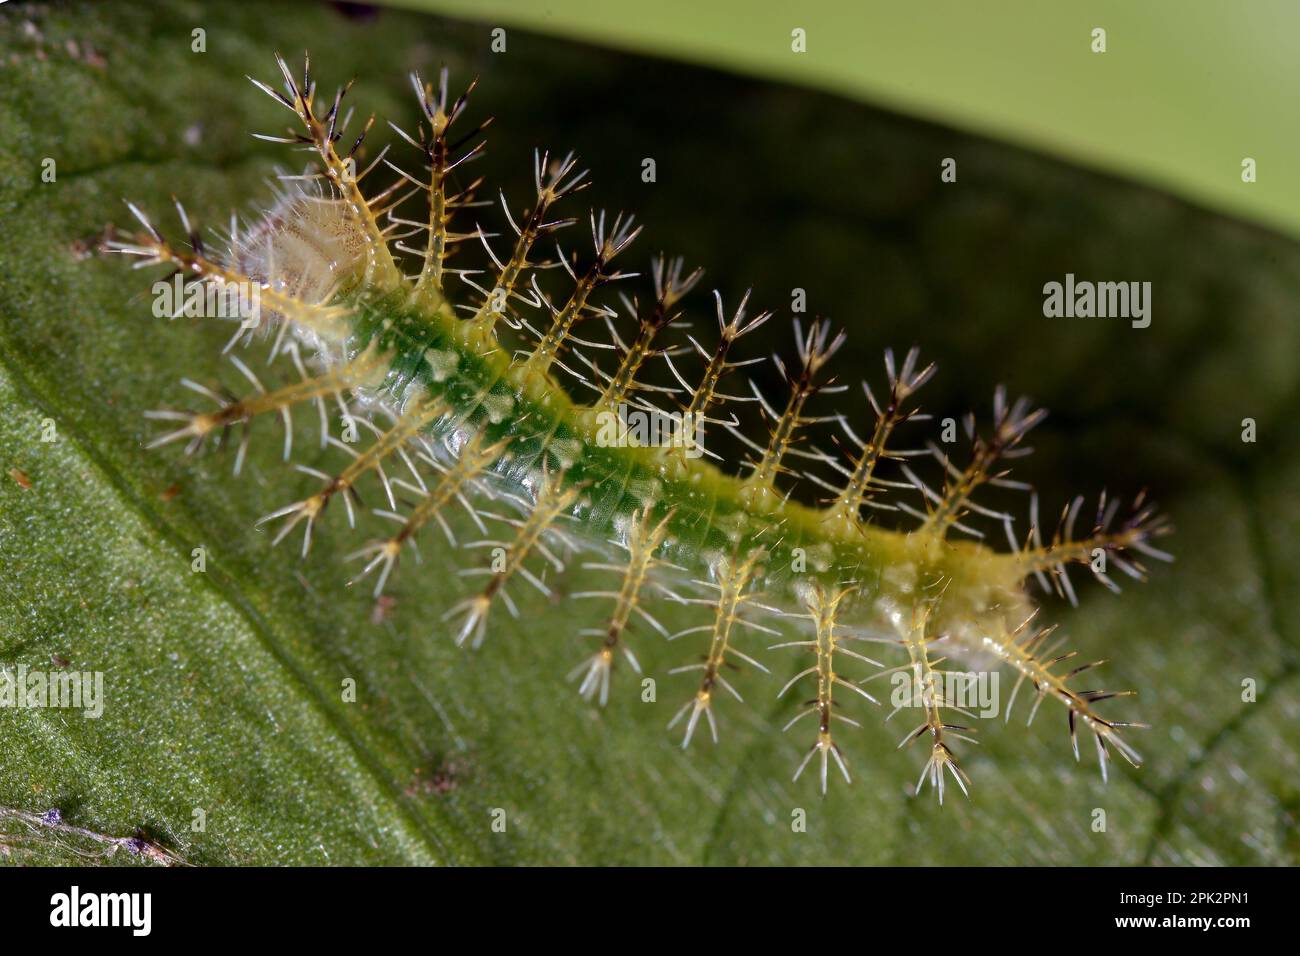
[775,581,880,794]
[740,320,846,506]
[825,347,934,527]
[987,614,1144,781]
[524,210,640,378]
[667,548,771,747]
[145,348,381,472]
[110,201,351,343]
[907,386,1046,538]
[446,468,580,648]
[662,290,771,465]
[258,394,448,555]
[1010,490,1174,605]
[569,507,674,706]
[892,606,974,804]
[350,430,511,596]
[389,69,490,307]
[597,255,701,409]
[250,53,404,287]
[461,150,590,347]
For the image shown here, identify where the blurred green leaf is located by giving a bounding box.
[397,0,1300,242]
[0,0,1295,865]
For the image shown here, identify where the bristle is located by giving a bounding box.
[891,605,974,804]
[740,319,846,508]
[905,387,1046,538]
[1011,490,1174,605]
[445,466,580,648]
[106,204,352,342]
[667,548,770,747]
[391,69,488,305]
[350,430,511,597]
[258,393,447,556]
[146,348,381,472]
[990,613,1144,780]
[523,210,639,375]
[568,507,673,706]
[826,347,934,527]
[774,581,879,795]
[460,150,591,347]
[595,254,698,410]
[667,290,771,430]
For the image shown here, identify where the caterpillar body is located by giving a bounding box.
[109,53,1172,800]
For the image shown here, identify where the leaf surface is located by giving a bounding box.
[0,0,1295,865]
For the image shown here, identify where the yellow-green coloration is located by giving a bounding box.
[571,507,675,707]
[669,546,771,748]
[109,53,1171,800]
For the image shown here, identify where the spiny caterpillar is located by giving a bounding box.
[108,53,1172,801]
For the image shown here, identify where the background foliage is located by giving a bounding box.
[0,0,1295,865]
[398,0,1300,243]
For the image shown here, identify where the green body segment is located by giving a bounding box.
[337,288,1034,643]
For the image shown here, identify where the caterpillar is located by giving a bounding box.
[108,52,1172,801]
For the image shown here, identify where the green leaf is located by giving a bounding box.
[1,0,1295,865]
[395,0,1300,242]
